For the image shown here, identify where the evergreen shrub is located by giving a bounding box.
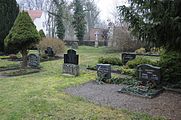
[127,57,158,69]
[160,51,181,85]
[98,57,122,66]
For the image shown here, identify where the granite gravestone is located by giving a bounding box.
[96,64,111,81]
[122,53,136,65]
[63,49,79,76]
[28,54,40,68]
[45,47,55,57]
[137,64,161,85]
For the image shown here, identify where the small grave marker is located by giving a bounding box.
[28,54,40,68]
[122,53,136,65]
[63,49,79,76]
[45,47,55,57]
[96,64,111,81]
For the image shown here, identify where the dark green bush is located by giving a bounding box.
[118,67,136,77]
[160,51,181,85]
[101,77,138,85]
[39,29,46,39]
[127,57,158,69]
[98,57,122,66]
[87,65,96,70]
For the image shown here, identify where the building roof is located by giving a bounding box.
[27,10,43,21]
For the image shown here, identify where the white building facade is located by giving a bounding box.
[27,10,48,36]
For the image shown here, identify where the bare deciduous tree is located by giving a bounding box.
[19,0,45,10]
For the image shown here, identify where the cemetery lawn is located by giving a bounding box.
[0,46,164,120]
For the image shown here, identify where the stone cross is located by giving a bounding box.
[94,31,99,48]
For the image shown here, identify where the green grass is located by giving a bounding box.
[0,60,19,69]
[0,46,164,120]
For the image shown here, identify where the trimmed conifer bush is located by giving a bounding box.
[4,11,40,68]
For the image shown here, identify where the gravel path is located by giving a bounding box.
[65,81,181,120]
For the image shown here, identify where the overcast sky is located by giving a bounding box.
[16,0,128,21]
[96,0,128,20]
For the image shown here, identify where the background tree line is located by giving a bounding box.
[19,0,100,42]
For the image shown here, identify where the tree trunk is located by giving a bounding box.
[20,49,28,68]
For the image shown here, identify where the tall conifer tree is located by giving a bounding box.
[56,5,65,40]
[0,0,19,52]
[72,0,86,44]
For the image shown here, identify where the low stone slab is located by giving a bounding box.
[62,63,79,76]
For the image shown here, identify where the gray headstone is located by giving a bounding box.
[137,64,161,85]
[122,53,136,65]
[62,64,79,76]
[96,64,111,81]
[28,54,40,68]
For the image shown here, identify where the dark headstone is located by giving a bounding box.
[45,47,55,57]
[96,64,111,81]
[122,53,136,65]
[64,49,79,65]
[63,49,79,76]
[137,64,161,85]
[28,54,40,68]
